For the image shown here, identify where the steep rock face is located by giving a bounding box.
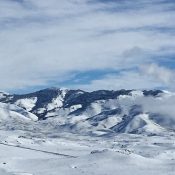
[0,88,174,135]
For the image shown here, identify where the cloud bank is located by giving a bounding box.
[0,0,175,92]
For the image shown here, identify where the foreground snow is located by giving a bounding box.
[0,130,175,175]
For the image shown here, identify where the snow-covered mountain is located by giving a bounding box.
[0,88,175,136]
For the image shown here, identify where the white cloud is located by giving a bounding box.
[140,64,174,85]
[73,64,175,91]
[137,95,175,120]
[0,0,175,90]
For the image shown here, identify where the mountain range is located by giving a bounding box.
[0,88,174,136]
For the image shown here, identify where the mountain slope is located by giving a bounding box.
[0,88,174,135]
[0,102,38,122]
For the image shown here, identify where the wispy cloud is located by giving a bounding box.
[140,63,174,85]
[73,63,175,91]
[0,0,175,91]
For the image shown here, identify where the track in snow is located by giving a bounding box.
[0,142,77,158]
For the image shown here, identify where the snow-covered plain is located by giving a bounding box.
[0,128,175,175]
[0,89,175,175]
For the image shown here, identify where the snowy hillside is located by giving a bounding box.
[0,102,38,122]
[0,88,175,136]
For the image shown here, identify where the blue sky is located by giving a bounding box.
[0,0,175,93]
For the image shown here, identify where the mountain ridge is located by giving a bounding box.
[0,88,174,136]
